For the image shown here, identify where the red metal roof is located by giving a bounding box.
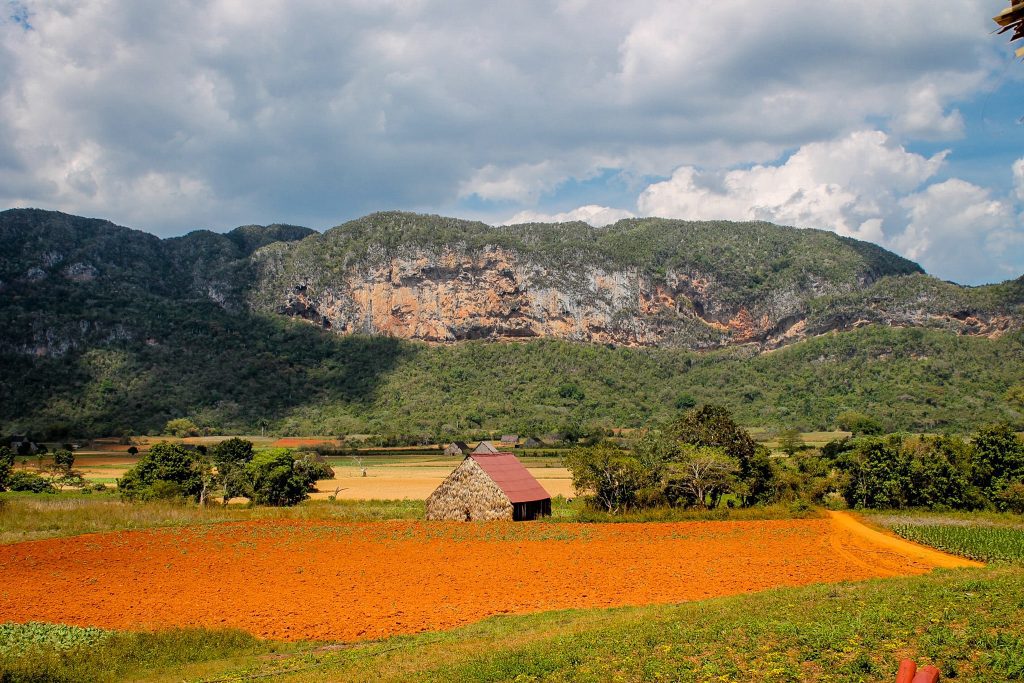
[470,452,551,504]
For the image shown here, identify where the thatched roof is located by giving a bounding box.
[472,441,500,454]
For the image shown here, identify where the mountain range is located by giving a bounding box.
[2,208,1023,437]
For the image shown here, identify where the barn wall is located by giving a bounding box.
[425,458,513,521]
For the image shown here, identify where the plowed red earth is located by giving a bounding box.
[0,514,976,642]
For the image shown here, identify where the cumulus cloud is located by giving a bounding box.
[637,131,945,243]
[505,205,635,227]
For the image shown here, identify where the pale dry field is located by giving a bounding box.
[309,464,575,500]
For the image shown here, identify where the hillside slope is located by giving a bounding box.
[3,208,1022,354]
[1,208,1023,436]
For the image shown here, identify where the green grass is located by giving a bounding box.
[568,501,819,523]
[0,625,279,682]
[0,494,425,544]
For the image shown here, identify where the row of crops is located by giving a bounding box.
[888,521,1024,563]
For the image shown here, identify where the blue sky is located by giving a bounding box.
[1,1,1022,284]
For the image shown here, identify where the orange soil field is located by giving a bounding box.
[0,513,978,642]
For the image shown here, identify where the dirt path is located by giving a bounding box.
[0,515,982,642]
[827,510,984,570]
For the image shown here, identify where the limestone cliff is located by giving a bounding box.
[247,213,1024,349]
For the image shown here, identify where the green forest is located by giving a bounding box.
[2,304,1023,439]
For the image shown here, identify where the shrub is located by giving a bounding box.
[997,481,1024,514]
[119,442,209,502]
[164,418,200,438]
[7,471,56,493]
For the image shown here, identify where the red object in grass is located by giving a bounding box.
[911,665,940,683]
[896,659,918,683]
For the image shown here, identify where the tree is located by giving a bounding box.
[838,436,911,509]
[674,393,697,410]
[906,435,975,510]
[210,438,255,505]
[776,428,804,456]
[666,405,770,506]
[972,423,1024,507]
[564,442,646,514]
[836,411,884,436]
[246,449,317,506]
[663,445,738,509]
[52,449,75,473]
[0,446,14,490]
[118,442,210,502]
[164,418,200,438]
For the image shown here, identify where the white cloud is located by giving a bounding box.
[890,85,966,140]
[637,131,946,243]
[505,205,635,227]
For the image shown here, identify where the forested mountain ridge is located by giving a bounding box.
[2,208,1023,437]
[3,208,1021,356]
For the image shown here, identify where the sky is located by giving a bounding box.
[1,1,1022,285]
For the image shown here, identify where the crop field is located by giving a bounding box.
[869,511,1024,564]
[0,512,976,645]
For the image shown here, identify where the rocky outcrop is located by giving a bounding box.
[4,208,1023,353]
[252,243,1024,349]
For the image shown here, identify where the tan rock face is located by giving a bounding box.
[257,245,1022,349]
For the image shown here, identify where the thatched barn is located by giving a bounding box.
[472,441,500,454]
[444,441,470,456]
[425,452,552,521]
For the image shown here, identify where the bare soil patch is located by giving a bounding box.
[0,514,974,642]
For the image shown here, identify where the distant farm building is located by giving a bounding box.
[425,452,552,521]
[500,434,519,446]
[444,441,470,456]
[9,435,38,455]
[472,441,500,454]
[522,437,542,449]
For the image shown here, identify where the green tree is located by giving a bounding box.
[674,393,697,410]
[972,423,1024,509]
[118,442,209,502]
[0,446,14,490]
[210,438,255,505]
[836,411,884,436]
[666,405,771,506]
[838,436,911,509]
[564,442,646,514]
[662,445,738,509]
[246,449,317,506]
[906,435,975,509]
[164,418,200,438]
[52,449,75,473]
[776,428,804,456]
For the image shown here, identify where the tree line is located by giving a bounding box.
[565,405,1024,514]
